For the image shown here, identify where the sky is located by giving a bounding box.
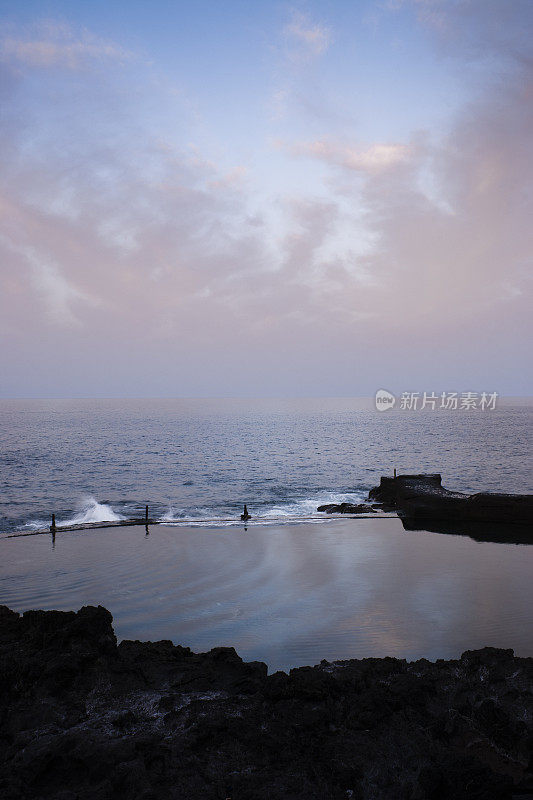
[0,0,531,397]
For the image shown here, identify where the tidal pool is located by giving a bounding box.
[1,517,532,672]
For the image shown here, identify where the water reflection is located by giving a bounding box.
[401,517,533,545]
[1,517,532,673]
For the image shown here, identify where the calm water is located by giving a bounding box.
[0,398,531,532]
[1,518,532,672]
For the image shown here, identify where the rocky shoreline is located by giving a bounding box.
[1,605,532,799]
[315,474,533,538]
[368,474,533,526]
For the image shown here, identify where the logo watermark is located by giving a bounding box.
[375,389,396,411]
[374,390,498,411]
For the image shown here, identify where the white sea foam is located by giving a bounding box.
[62,496,125,526]
[23,491,370,532]
[160,505,214,523]
[24,520,50,531]
[160,517,331,528]
[159,490,369,526]
[160,505,187,522]
[256,490,368,519]
[23,496,124,531]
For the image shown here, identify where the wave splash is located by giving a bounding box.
[24,496,125,531]
[22,490,370,532]
[257,490,368,519]
[160,489,369,526]
[62,497,125,526]
[160,506,187,522]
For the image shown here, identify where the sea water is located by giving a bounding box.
[0,398,531,532]
[2,518,533,672]
[0,398,532,670]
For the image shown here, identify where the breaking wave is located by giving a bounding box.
[20,490,372,533]
[62,497,125,526]
[256,490,368,519]
[159,489,370,526]
[24,496,125,531]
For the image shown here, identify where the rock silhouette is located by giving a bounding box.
[1,604,532,799]
[369,473,533,527]
[317,502,376,514]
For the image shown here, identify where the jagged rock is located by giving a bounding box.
[1,605,532,799]
[317,503,376,514]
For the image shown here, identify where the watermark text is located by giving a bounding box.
[375,390,498,411]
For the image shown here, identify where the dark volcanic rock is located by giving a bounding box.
[1,605,532,799]
[317,503,376,514]
[368,473,533,533]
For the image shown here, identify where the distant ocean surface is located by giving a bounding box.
[1,398,531,534]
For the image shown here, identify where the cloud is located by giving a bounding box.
[283,10,332,62]
[0,6,531,395]
[269,0,532,342]
[208,165,248,191]
[269,11,333,122]
[27,250,99,326]
[0,102,272,338]
[353,73,533,328]
[0,222,102,327]
[390,0,533,63]
[281,140,413,173]
[0,21,133,69]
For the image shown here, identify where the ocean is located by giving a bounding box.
[1,398,532,670]
[0,398,531,533]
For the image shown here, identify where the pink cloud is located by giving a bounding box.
[283,11,333,61]
[281,139,412,173]
[0,6,531,396]
[0,21,133,69]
